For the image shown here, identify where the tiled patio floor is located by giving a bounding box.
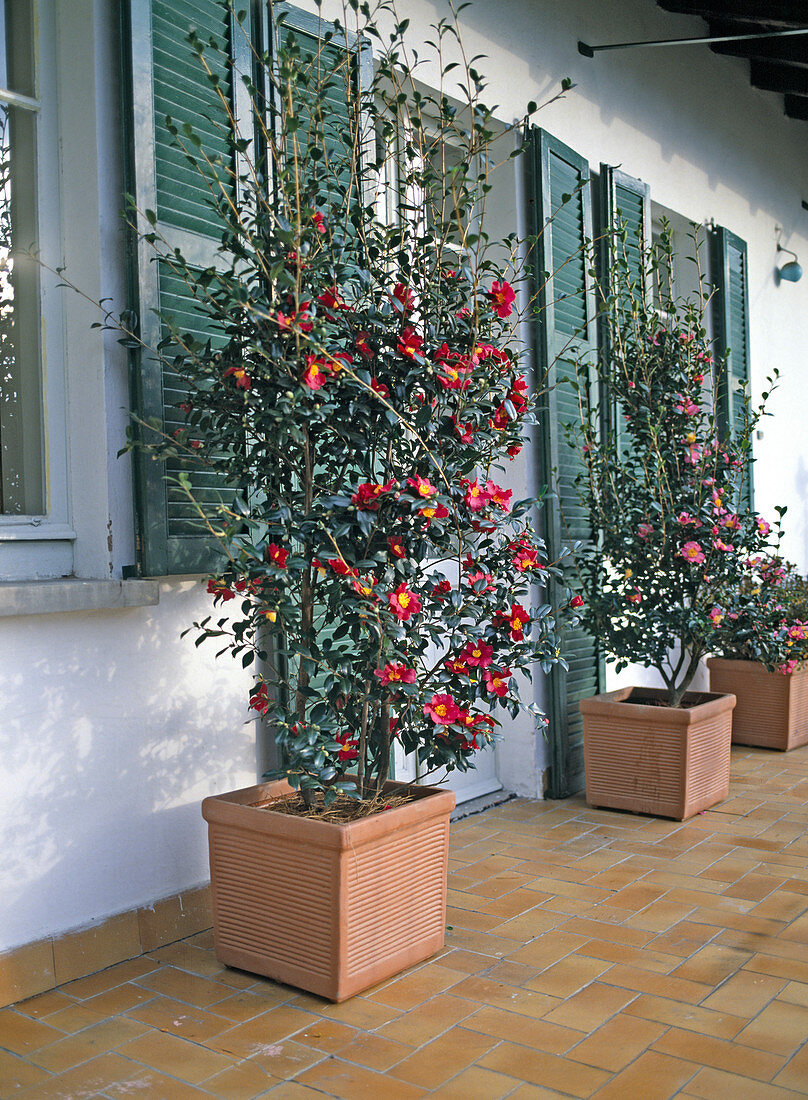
[4,745,808,1099]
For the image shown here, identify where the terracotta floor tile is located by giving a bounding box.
[751,888,808,922]
[734,998,808,1056]
[466,872,537,898]
[567,1011,668,1072]
[652,1026,786,1081]
[590,1049,698,1099]
[778,980,808,1007]
[436,949,497,974]
[391,1025,497,1088]
[203,987,294,1024]
[60,957,160,1000]
[543,981,638,1031]
[670,943,752,984]
[624,993,747,1039]
[479,1041,611,1096]
[462,1004,585,1053]
[743,952,808,986]
[0,1011,64,1055]
[104,1067,219,1098]
[448,974,558,1018]
[17,1052,140,1100]
[200,1059,281,1099]
[30,1015,150,1073]
[117,1027,235,1083]
[428,1064,516,1099]
[293,992,402,1031]
[125,995,234,1042]
[242,1037,326,1080]
[292,1017,358,1054]
[297,1055,426,1099]
[576,938,680,974]
[12,991,71,1020]
[525,953,612,997]
[365,963,465,1009]
[483,960,540,987]
[0,1048,52,1095]
[134,965,235,1007]
[773,1040,808,1092]
[377,994,477,1046]
[331,1031,413,1071]
[561,916,653,948]
[490,908,565,941]
[508,930,590,969]
[39,1001,104,1034]
[701,968,786,1016]
[205,1004,318,1058]
[81,980,156,1016]
[683,1065,800,1100]
[625,898,703,934]
[598,962,711,1004]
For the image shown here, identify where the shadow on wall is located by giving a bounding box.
[0,581,255,951]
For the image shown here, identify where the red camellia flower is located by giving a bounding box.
[266,543,288,568]
[461,639,494,668]
[495,603,529,641]
[513,545,539,572]
[312,210,326,234]
[419,502,450,524]
[466,570,495,592]
[406,475,437,499]
[391,282,415,313]
[207,578,235,602]
[432,579,452,599]
[484,668,511,697]
[423,693,460,726]
[334,731,359,761]
[351,575,378,599]
[388,583,421,621]
[444,657,468,675]
[302,354,330,390]
[397,325,424,359]
[249,682,270,715]
[463,479,491,512]
[223,365,251,390]
[327,558,355,576]
[507,444,522,458]
[317,286,349,311]
[374,662,417,685]
[570,594,584,608]
[452,417,475,444]
[370,377,389,398]
[351,480,396,510]
[488,279,516,318]
[387,535,407,559]
[355,331,374,360]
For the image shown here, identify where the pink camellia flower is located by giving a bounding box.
[485,480,512,511]
[388,583,421,621]
[684,445,700,466]
[677,511,700,527]
[461,639,494,668]
[779,660,798,675]
[374,662,417,686]
[488,279,516,317]
[463,479,491,512]
[406,475,437,499]
[680,541,706,564]
[638,523,653,540]
[757,517,771,538]
[708,606,725,625]
[713,538,733,552]
[674,395,699,416]
[484,668,511,697]
[626,589,642,605]
[423,693,460,726]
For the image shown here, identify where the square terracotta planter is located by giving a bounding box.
[707,657,808,751]
[201,779,455,1002]
[579,687,735,820]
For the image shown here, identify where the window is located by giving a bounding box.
[0,0,42,517]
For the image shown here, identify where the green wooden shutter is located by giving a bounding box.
[598,167,651,450]
[123,0,252,576]
[531,128,602,798]
[712,226,753,509]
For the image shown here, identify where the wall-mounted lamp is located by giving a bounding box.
[775,228,803,283]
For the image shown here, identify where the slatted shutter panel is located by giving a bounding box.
[598,167,651,451]
[531,128,601,798]
[712,226,753,509]
[124,0,251,576]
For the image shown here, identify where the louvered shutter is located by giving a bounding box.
[712,227,753,509]
[531,128,602,798]
[598,167,651,451]
[124,0,252,576]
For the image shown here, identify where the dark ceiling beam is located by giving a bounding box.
[751,59,808,94]
[785,93,808,118]
[658,1,808,27]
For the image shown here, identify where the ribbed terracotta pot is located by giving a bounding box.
[579,687,735,820]
[707,657,808,751]
[201,779,455,1002]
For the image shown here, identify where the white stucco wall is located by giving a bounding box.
[3,0,808,949]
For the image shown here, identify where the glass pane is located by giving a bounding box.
[0,0,35,98]
[0,101,42,514]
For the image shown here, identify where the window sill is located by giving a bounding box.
[0,578,160,617]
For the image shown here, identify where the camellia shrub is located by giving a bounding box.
[710,555,808,674]
[123,1,577,807]
[568,227,781,707]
